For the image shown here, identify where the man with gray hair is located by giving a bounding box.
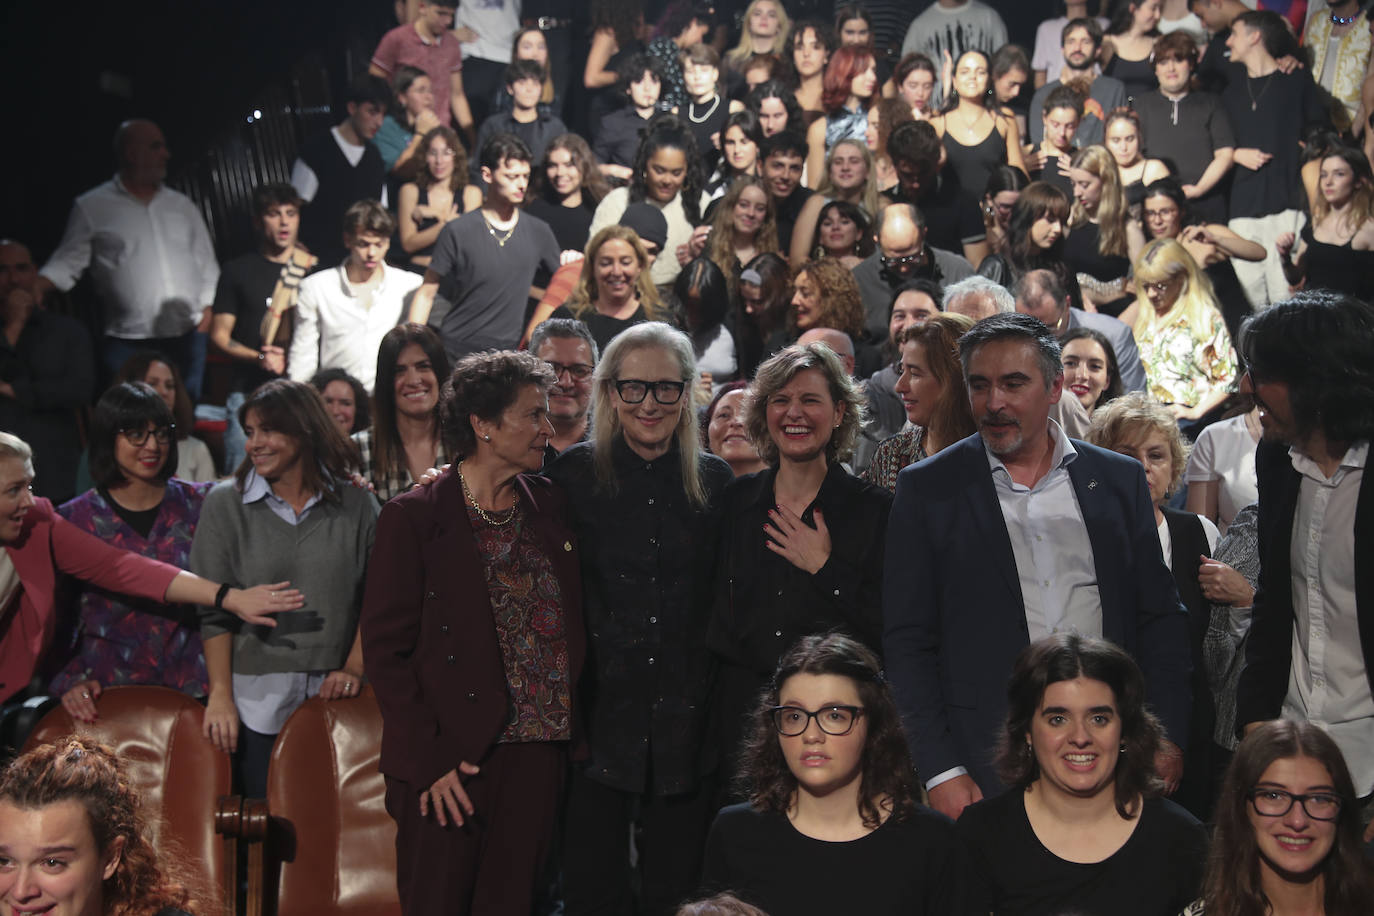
[529,317,598,455]
[943,275,1015,321]
[884,311,1191,821]
[853,202,973,343]
[1014,268,1147,393]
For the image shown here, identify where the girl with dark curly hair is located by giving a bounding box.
[701,633,973,914]
[0,735,219,916]
[956,633,1209,916]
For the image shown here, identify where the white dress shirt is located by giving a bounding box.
[287,262,422,393]
[988,419,1103,641]
[40,177,219,338]
[1282,440,1374,795]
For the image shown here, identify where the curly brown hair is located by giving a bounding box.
[737,634,919,830]
[439,350,557,458]
[0,736,220,916]
[789,257,864,338]
[996,633,1164,819]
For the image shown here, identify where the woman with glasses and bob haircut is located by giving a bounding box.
[701,633,974,914]
[547,322,733,915]
[710,343,888,789]
[1184,720,1374,916]
[957,633,1208,916]
[49,383,215,724]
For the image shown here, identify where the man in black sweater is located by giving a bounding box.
[290,74,391,262]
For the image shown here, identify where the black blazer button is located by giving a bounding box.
[440,625,449,634]
[446,655,455,664]
[466,691,478,701]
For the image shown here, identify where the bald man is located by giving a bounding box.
[852,203,973,344]
[796,327,857,377]
[39,120,218,395]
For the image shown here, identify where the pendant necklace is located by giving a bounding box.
[482,211,517,247]
[1246,72,1275,112]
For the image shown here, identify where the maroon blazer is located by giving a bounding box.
[361,470,585,790]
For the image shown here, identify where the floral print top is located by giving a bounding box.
[51,479,214,696]
[1136,305,1237,409]
[863,427,927,493]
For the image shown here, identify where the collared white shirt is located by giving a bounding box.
[986,419,1103,641]
[1282,440,1374,794]
[232,470,327,735]
[40,177,219,338]
[287,261,422,393]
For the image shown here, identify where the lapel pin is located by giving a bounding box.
[1088,479,1098,490]
[564,541,573,552]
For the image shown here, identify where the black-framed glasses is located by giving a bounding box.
[547,361,595,381]
[614,379,685,405]
[119,425,174,446]
[1247,788,1344,821]
[880,251,922,271]
[770,705,865,737]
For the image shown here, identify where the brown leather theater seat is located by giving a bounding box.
[23,685,233,909]
[265,684,399,916]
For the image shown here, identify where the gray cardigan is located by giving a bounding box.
[191,479,378,675]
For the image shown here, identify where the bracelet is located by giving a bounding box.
[214,583,233,609]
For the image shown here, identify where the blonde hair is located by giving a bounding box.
[568,225,664,321]
[1069,145,1130,258]
[1086,391,1190,494]
[0,431,33,467]
[726,0,792,66]
[591,322,710,507]
[814,139,881,222]
[1131,237,1221,347]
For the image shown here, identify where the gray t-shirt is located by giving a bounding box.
[428,209,561,357]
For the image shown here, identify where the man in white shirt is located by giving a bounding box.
[37,119,219,395]
[1237,290,1374,835]
[884,312,1191,820]
[288,200,421,393]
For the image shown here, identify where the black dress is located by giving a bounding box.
[956,789,1208,916]
[401,185,441,273]
[1301,221,1374,303]
[1104,53,1159,103]
[942,125,1007,201]
[1064,221,1133,316]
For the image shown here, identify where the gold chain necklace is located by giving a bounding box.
[457,460,518,526]
[482,211,517,247]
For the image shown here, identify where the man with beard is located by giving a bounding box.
[883,311,1191,821]
[529,317,597,456]
[1236,291,1374,826]
[1028,18,1125,148]
[853,202,972,343]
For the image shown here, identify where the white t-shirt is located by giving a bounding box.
[1183,413,1260,535]
[456,0,518,63]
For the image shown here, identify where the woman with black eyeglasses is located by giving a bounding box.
[1185,720,1374,916]
[546,321,733,915]
[709,343,889,793]
[701,633,974,915]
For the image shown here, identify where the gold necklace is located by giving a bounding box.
[481,211,517,247]
[457,460,517,526]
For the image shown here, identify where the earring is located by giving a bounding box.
[1119,743,1127,754]
[483,434,491,441]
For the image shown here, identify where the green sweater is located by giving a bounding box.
[191,479,378,675]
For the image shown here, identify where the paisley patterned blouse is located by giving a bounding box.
[51,479,214,696]
[468,502,572,743]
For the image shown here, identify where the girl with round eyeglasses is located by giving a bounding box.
[701,634,974,914]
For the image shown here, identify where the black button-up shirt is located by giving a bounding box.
[548,438,731,795]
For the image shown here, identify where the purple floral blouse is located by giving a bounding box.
[50,479,214,697]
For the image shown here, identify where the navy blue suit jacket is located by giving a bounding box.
[882,433,1192,792]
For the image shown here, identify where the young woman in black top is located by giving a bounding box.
[956,634,1208,916]
[702,633,974,915]
[525,134,608,254]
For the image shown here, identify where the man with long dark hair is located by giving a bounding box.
[1236,290,1374,838]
